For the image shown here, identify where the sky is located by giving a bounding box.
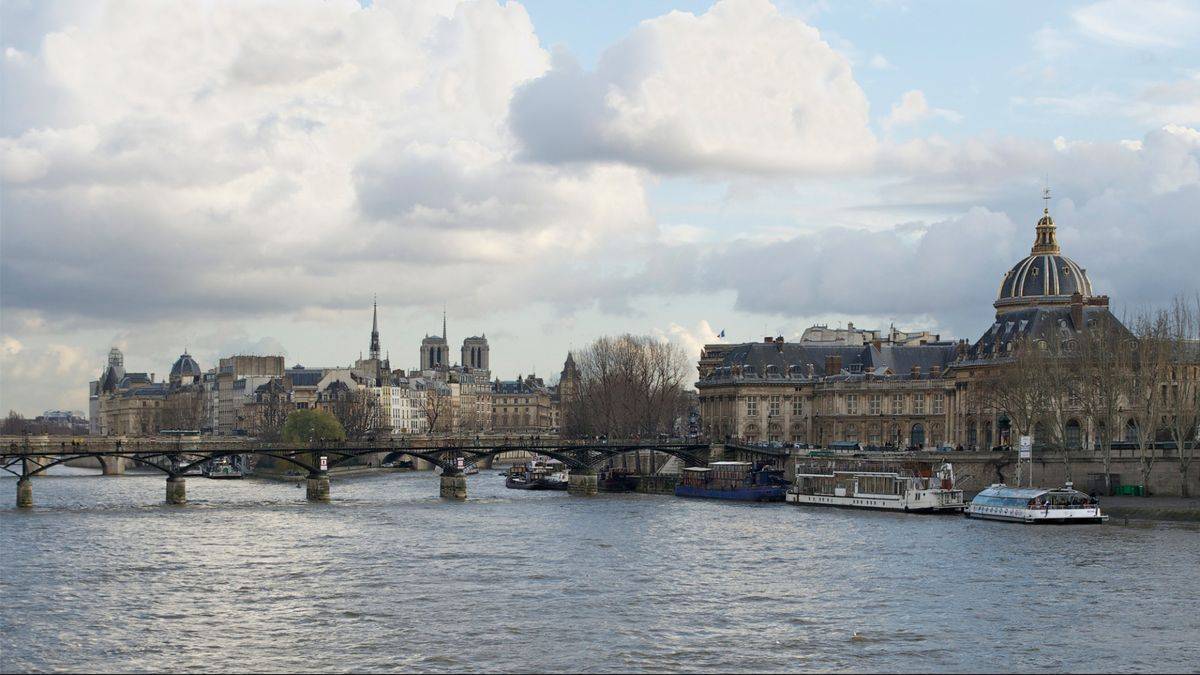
[2,0,1199,416]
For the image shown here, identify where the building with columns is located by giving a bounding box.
[697,200,1140,451]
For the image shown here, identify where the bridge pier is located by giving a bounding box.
[440,472,467,500]
[16,478,33,508]
[166,476,186,504]
[101,456,125,475]
[568,470,598,496]
[306,473,331,502]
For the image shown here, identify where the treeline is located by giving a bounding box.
[561,334,692,439]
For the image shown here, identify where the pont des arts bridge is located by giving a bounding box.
[1,435,793,507]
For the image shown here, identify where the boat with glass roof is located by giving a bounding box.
[966,483,1107,523]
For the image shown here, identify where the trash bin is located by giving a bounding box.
[1134,485,1146,497]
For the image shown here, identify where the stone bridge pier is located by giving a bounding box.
[307,472,331,502]
[16,478,33,508]
[440,471,467,500]
[166,476,186,505]
[568,469,598,496]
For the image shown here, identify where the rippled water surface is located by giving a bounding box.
[2,469,1198,673]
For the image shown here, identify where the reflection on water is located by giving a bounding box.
[1,471,1198,672]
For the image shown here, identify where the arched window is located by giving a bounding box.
[1034,422,1048,449]
[910,423,925,448]
[1125,419,1138,443]
[846,424,858,441]
[1065,419,1082,450]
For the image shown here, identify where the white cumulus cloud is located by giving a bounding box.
[509,0,876,174]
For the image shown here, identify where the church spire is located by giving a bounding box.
[369,296,381,360]
[442,305,447,340]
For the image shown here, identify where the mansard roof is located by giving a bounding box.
[962,304,1131,363]
[701,340,956,383]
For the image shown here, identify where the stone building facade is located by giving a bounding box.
[697,201,1181,452]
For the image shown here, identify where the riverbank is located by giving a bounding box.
[1100,496,1200,523]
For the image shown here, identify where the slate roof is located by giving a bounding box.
[700,341,956,383]
[997,253,1093,305]
[963,304,1131,362]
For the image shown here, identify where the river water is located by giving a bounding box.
[1,469,1197,673]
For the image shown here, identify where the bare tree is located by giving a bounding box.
[1164,294,1200,497]
[250,380,291,441]
[564,335,691,439]
[1078,320,1131,495]
[329,388,384,440]
[974,338,1049,441]
[1125,309,1173,494]
[421,384,452,434]
[1037,337,1083,484]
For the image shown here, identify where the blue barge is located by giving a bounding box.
[675,461,789,502]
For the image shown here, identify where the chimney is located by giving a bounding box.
[1070,291,1084,330]
[872,338,882,351]
[911,365,921,379]
[825,354,842,375]
[764,336,773,343]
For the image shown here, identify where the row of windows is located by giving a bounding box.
[743,393,944,416]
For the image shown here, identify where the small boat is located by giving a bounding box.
[966,483,1107,523]
[505,459,569,490]
[787,461,964,513]
[204,457,242,479]
[462,466,479,476]
[675,461,788,502]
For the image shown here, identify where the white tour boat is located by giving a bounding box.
[786,461,965,513]
[966,483,1107,523]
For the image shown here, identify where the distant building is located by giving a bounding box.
[216,355,285,435]
[420,311,451,370]
[461,335,490,371]
[492,374,554,433]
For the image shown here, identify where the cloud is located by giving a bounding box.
[0,0,655,326]
[688,126,1200,335]
[654,320,721,361]
[509,0,876,174]
[1072,0,1200,49]
[1012,73,1200,127]
[882,90,962,130]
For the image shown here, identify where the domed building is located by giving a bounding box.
[169,350,203,388]
[963,202,1126,362]
[953,199,1133,450]
[995,208,1093,313]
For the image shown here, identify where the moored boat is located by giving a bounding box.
[674,461,788,502]
[204,457,243,479]
[786,461,964,513]
[966,483,1107,523]
[505,459,569,491]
